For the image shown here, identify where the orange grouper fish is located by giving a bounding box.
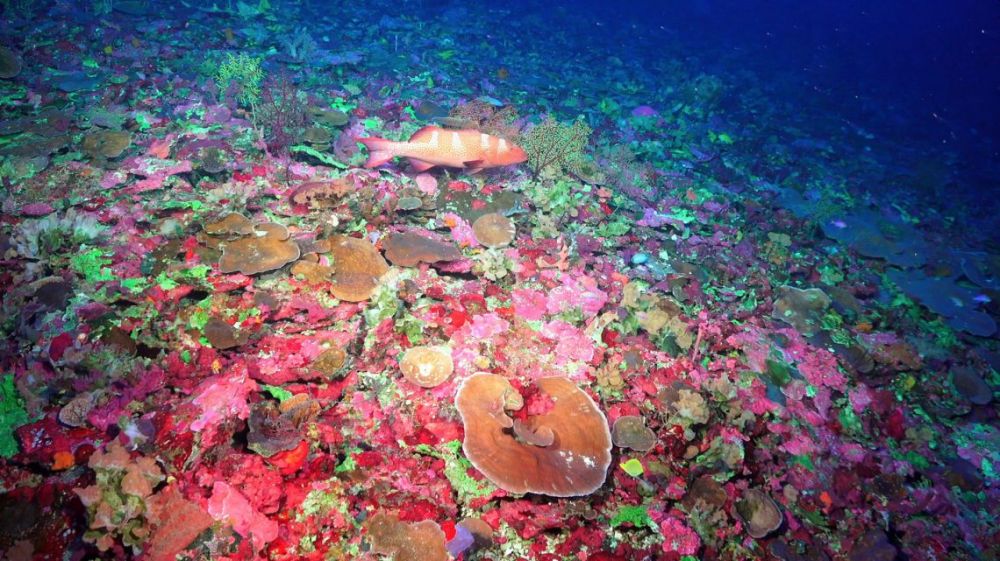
[358,126,527,173]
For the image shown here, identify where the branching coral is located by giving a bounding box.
[253,74,308,155]
[520,115,592,179]
[593,143,652,192]
[278,27,319,63]
[215,52,265,108]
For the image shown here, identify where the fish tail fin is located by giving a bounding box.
[358,137,397,168]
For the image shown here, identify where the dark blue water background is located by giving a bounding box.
[484,0,1000,239]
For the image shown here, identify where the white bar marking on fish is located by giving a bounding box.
[451,132,461,150]
[480,133,490,149]
[498,138,508,153]
[429,130,440,148]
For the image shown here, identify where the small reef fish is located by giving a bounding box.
[359,126,527,173]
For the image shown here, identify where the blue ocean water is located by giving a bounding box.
[553,0,1000,228]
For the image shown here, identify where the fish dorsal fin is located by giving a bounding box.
[409,126,441,143]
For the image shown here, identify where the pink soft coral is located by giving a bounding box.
[441,212,478,248]
[659,515,701,555]
[512,288,547,321]
[540,320,594,363]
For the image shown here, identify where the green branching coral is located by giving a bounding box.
[520,115,592,179]
[215,52,265,108]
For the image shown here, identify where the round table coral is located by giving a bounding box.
[218,223,301,275]
[736,488,783,539]
[472,213,516,248]
[398,345,454,388]
[455,373,612,497]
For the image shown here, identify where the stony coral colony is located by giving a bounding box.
[1,2,998,561]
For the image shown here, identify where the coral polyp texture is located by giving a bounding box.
[0,1,998,560]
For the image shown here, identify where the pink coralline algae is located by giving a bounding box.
[441,212,479,248]
[189,371,258,444]
[414,172,439,195]
[636,207,674,228]
[207,481,279,552]
[658,514,701,555]
[3,6,997,561]
[20,202,54,216]
[540,319,595,364]
[512,288,548,320]
[776,329,847,391]
[546,274,608,317]
[466,312,511,340]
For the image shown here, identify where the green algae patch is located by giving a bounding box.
[1,374,30,458]
[290,145,348,168]
[262,384,293,403]
[71,247,114,283]
[414,440,495,503]
[610,504,655,530]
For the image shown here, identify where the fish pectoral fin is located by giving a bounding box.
[408,158,436,172]
[463,160,486,174]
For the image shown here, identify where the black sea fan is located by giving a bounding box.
[253,74,308,156]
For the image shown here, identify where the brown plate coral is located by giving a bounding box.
[736,488,783,539]
[326,235,389,301]
[383,231,463,267]
[455,373,612,497]
[218,223,301,275]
